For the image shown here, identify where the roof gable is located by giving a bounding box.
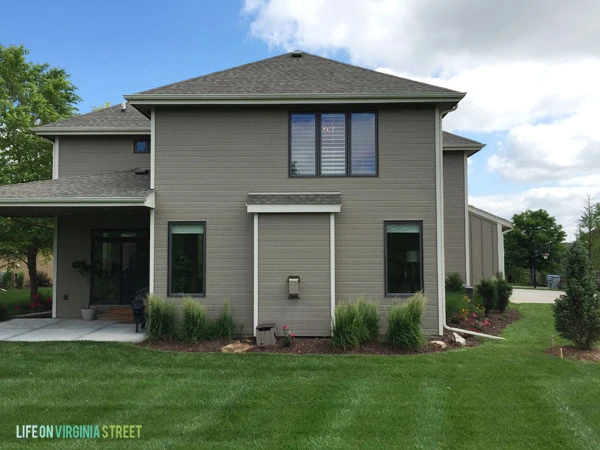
[128,51,462,98]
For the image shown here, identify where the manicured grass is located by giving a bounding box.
[1,304,599,449]
[0,288,52,316]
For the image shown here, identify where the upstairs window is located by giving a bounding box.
[134,137,150,154]
[290,112,377,177]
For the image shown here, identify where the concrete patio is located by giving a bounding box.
[0,318,146,343]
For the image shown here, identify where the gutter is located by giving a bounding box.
[444,324,505,341]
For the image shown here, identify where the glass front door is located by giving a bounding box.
[90,230,150,305]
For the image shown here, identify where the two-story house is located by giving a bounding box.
[0,51,509,336]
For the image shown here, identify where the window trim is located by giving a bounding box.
[133,136,150,154]
[384,220,424,297]
[167,221,206,297]
[288,111,378,178]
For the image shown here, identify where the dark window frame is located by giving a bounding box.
[384,220,424,297]
[167,221,206,297]
[288,111,378,178]
[133,136,150,154]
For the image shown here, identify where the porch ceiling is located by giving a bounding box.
[0,170,154,216]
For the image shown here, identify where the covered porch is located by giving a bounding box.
[0,169,154,319]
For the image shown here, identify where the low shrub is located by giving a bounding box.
[15,272,25,289]
[476,278,497,315]
[446,292,470,318]
[331,302,363,350]
[0,303,9,322]
[145,295,177,341]
[210,299,236,340]
[387,292,427,350]
[445,272,465,294]
[180,297,208,343]
[357,296,379,343]
[2,269,14,289]
[37,271,52,287]
[496,277,513,313]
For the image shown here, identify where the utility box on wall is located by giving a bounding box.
[288,275,300,299]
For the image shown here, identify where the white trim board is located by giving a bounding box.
[435,106,446,335]
[330,213,336,330]
[52,137,59,179]
[253,213,259,336]
[247,204,341,213]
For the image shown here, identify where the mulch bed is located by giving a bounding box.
[141,309,521,355]
[546,346,600,362]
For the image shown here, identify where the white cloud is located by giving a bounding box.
[470,185,600,241]
[243,0,600,236]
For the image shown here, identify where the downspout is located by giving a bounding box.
[439,104,504,341]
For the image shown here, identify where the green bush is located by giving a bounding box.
[446,291,471,318]
[180,297,208,343]
[496,277,513,313]
[357,296,379,343]
[2,269,14,289]
[476,278,497,315]
[332,302,364,350]
[0,303,9,322]
[387,292,427,350]
[16,272,25,289]
[210,299,236,340]
[145,295,177,341]
[552,241,600,350]
[37,271,52,287]
[445,272,464,294]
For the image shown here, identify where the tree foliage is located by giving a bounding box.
[0,44,80,299]
[504,209,567,284]
[552,241,600,350]
[578,195,600,261]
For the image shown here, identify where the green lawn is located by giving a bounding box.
[1,304,599,449]
[0,288,52,316]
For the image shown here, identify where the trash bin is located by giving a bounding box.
[547,275,561,289]
[256,323,276,346]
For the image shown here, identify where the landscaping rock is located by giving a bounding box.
[430,340,447,350]
[221,341,253,353]
[452,333,466,346]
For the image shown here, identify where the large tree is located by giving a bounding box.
[0,44,80,299]
[504,209,567,286]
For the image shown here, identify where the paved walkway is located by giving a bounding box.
[510,288,564,304]
[0,318,146,343]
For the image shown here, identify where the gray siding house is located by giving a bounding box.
[0,52,506,336]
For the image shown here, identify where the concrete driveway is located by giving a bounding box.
[510,288,564,304]
[0,318,145,343]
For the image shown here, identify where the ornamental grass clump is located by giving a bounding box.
[387,292,427,350]
[356,296,379,343]
[210,299,236,341]
[145,295,177,341]
[180,297,208,343]
[332,302,364,350]
[552,241,600,350]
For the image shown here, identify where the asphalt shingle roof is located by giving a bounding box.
[32,104,150,131]
[443,131,484,148]
[0,170,151,200]
[135,52,459,96]
[247,192,342,205]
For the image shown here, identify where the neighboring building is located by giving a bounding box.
[0,51,506,336]
[468,206,512,285]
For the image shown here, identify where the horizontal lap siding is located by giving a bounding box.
[259,214,330,336]
[154,105,439,335]
[469,213,499,285]
[443,152,467,281]
[59,136,150,177]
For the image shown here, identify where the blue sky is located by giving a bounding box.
[2,1,599,240]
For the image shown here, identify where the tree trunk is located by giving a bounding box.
[27,246,39,301]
